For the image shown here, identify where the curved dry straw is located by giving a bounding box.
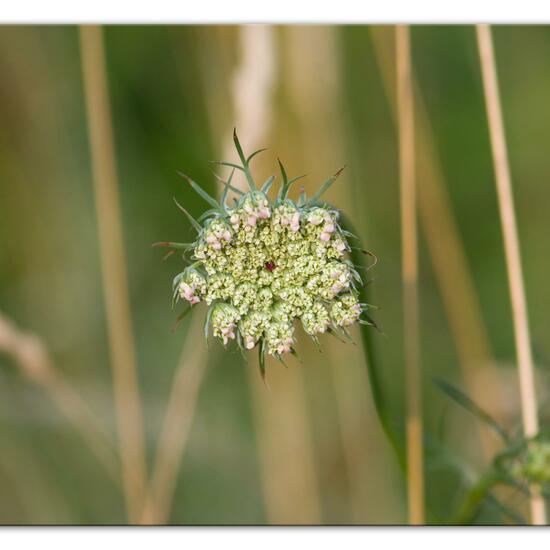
[79,25,147,523]
[476,24,546,525]
[0,313,118,481]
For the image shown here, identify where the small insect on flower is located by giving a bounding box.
[154,130,376,379]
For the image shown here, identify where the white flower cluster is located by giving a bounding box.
[174,194,363,357]
[162,132,373,372]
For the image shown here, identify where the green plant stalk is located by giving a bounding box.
[454,469,503,524]
[340,214,406,473]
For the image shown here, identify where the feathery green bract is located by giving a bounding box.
[247,148,268,165]
[215,168,241,207]
[275,159,306,202]
[258,341,266,381]
[173,197,202,232]
[308,166,346,205]
[261,175,276,194]
[152,241,193,250]
[434,378,510,443]
[210,160,245,172]
[178,171,222,210]
[233,128,258,191]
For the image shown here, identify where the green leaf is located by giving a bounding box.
[340,213,406,473]
[308,166,346,205]
[173,197,201,232]
[177,171,221,210]
[434,378,510,443]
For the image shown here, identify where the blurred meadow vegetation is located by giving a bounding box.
[0,25,550,524]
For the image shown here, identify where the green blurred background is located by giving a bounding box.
[0,25,549,525]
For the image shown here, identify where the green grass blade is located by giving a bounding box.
[434,378,510,443]
[340,214,406,472]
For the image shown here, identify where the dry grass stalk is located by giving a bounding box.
[79,25,147,523]
[0,313,118,481]
[370,26,501,461]
[141,319,209,524]
[396,25,425,525]
[476,24,546,525]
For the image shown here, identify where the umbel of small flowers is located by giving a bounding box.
[154,130,376,378]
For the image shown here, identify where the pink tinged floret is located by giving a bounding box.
[230,214,239,225]
[276,338,294,354]
[335,240,346,252]
[245,336,256,349]
[258,206,271,219]
[324,222,335,234]
[222,230,232,242]
[205,234,217,244]
[290,212,300,232]
[331,283,343,295]
[212,241,222,250]
[308,213,323,226]
[180,282,200,304]
[246,215,257,227]
[320,232,331,242]
[221,325,236,345]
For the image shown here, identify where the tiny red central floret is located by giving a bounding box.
[265,261,276,272]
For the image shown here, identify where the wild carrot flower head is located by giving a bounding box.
[156,131,375,377]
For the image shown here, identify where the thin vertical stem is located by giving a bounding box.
[370,27,502,463]
[396,25,424,525]
[476,24,546,525]
[79,25,147,523]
